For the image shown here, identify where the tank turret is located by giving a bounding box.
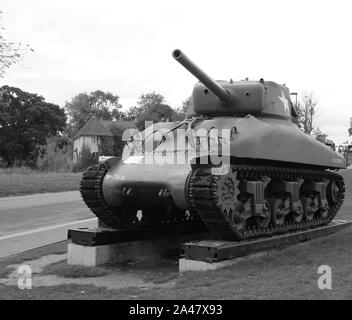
[173,49,272,117]
[172,49,231,103]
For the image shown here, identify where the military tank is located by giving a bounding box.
[80,49,346,240]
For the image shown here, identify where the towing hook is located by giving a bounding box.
[122,187,134,197]
[159,188,171,198]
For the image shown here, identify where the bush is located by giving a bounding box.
[72,143,98,172]
[36,137,73,172]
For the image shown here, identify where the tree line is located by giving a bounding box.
[0,85,188,167]
[294,91,334,146]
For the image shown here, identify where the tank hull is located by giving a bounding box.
[193,116,345,169]
[103,161,191,209]
[101,116,345,211]
[81,116,346,241]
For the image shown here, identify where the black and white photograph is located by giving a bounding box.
[0,0,352,305]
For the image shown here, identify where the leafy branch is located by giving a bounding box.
[0,11,33,77]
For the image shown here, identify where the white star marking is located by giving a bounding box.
[278,90,289,113]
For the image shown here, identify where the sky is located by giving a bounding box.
[1,0,351,144]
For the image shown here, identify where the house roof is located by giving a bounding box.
[73,116,136,139]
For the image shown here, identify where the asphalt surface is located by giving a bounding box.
[0,191,97,258]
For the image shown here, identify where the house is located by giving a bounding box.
[73,116,136,163]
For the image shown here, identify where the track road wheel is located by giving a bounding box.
[327,179,340,204]
[291,199,304,223]
[269,198,289,226]
[256,200,271,229]
[302,196,317,221]
[232,201,250,232]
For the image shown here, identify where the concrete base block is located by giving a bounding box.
[68,233,209,267]
[179,251,271,273]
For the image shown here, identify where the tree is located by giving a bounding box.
[181,97,191,114]
[0,86,67,166]
[174,96,191,119]
[294,92,335,147]
[136,103,182,130]
[137,92,165,111]
[313,127,328,143]
[122,92,168,122]
[0,11,33,77]
[65,90,123,134]
[124,92,185,129]
[295,91,318,134]
[123,106,142,121]
[312,127,335,149]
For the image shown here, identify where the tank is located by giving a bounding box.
[80,49,346,240]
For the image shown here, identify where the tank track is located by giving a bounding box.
[80,163,128,228]
[188,164,345,240]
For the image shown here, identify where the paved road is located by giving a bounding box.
[0,191,97,258]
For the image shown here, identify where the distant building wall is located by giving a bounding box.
[73,136,101,163]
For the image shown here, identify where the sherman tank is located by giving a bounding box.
[80,49,346,240]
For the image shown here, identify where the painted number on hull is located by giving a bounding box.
[332,158,344,164]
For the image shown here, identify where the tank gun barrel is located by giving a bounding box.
[172,49,231,103]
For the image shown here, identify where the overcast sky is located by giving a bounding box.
[1,0,351,144]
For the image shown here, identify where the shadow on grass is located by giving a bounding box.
[41,261,110,278]
[37,247,179,283]
[106,248,179,284]
[0,241,68,279]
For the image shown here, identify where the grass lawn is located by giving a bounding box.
[0,169,351,299]
[0,242,68,278]
[0,170,82,197]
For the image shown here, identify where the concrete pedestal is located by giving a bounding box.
[179,251,271,273]
[67,233,209,267]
